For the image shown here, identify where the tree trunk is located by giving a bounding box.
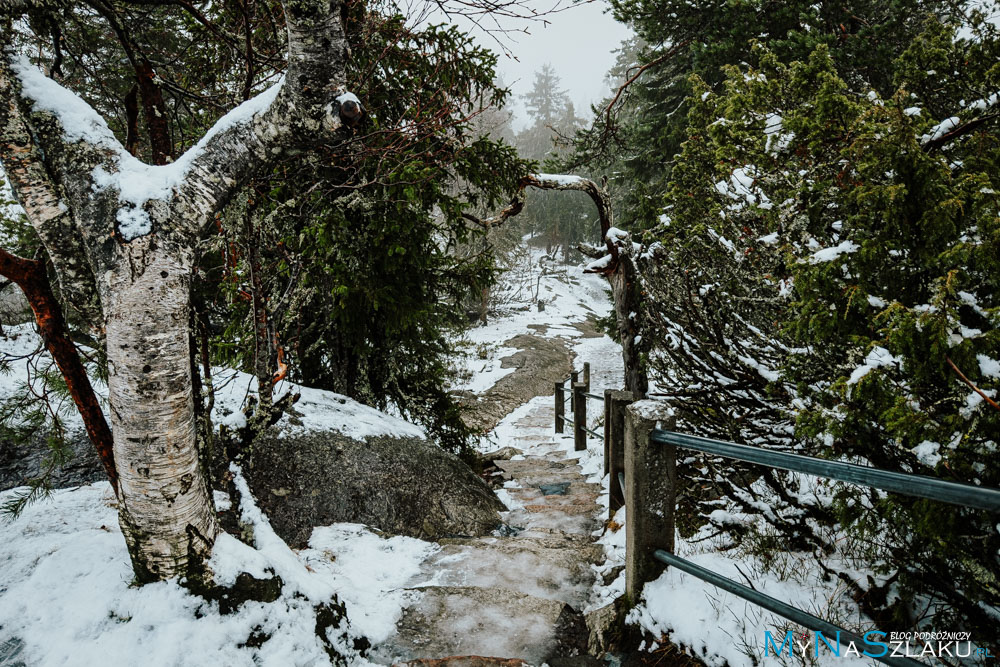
[610,255,648,398]
[105,240,218,582]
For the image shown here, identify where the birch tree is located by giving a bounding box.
[0,0,361,582]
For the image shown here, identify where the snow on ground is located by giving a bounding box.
[0,322,424,443]
[448,247,614,396]
[0,474,444,666]
[626,528,877,667]
[0,252,619,666]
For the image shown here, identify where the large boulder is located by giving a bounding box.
[0,430,104,492]
[245,429,505,547]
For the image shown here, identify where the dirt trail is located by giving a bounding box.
[457,318,603,434]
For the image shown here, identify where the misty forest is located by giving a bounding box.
[0,0,998,665]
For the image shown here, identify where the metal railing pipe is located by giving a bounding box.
[650,430,1000,512]
[652,550,923,667]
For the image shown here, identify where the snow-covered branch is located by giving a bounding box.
[464,172,618,261]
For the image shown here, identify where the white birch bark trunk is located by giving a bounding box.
[2,0,354,583]
[105,240,218,582]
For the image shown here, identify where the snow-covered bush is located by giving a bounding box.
[639,20,1000,646]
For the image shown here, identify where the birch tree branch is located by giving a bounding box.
[0,55,103,326]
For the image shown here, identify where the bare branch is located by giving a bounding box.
[946,356,1000,413]
[603,40,689,129]
[0,248,117,492]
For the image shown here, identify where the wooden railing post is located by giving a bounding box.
[607,390,634,513]
[603,389,613,474]
[573,382,587,451]
[554,381,565,434]
[570,370,579,412]
[625,400,677,602]
[583,362,591,391]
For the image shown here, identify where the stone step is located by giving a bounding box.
[394,658,529,667]
[495,459,575,473]
[372,586,588,667]
[501,507,602,536]
[409,537,601,608]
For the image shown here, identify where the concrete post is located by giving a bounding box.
[607,390,634,513]
[554,382,565,434]
[573,382,587,451]
[624,400,677,602]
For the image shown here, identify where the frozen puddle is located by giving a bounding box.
[374,398,606,665]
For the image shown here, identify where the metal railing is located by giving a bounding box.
[622,419,1000,665]
[550,362,1000,662]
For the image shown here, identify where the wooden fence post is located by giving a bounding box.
[607,390,634,513]
[570,370,579,412]
[573,382,587,451]
[554,381,565,434]
[624,400,677,602]
[603,389,613,474]
[583,362,591,391]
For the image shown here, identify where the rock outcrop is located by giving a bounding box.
[0,431,104,492]
[244,429,505,547]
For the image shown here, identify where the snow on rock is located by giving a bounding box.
[211,368,425,442]
[0,323,423,443]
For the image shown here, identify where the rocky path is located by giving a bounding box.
[373,395,608,667]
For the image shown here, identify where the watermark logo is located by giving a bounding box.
[763,630,994,660]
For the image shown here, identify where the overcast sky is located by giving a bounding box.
[419,1,633,130]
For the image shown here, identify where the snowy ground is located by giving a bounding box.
[0,246,892,666]
[0,252,619,666]
[448,247,615,397]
